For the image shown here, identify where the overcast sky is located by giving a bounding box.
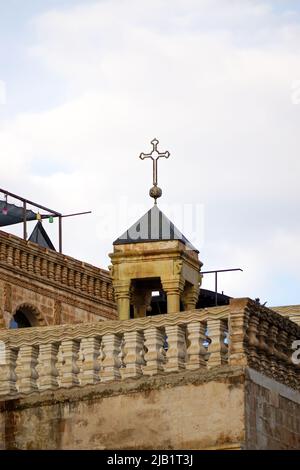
[1,0,300,306]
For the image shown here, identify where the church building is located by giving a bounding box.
[0,139,299,450]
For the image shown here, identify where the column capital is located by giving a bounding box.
[161,278,185,294]
[113,280,131,299]
[182,284,199,311]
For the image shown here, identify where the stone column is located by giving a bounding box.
[182,284,199,311]
[162,279,184,314]
[131,287,152,318]
[228,298,251,366]
[113,281,131,320]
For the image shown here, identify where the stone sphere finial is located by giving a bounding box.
[149,185,162,203]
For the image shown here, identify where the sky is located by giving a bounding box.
[0,0,300,306]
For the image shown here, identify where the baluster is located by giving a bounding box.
[80,337,101,385]
[55,264,61,282]
[7,246,13,265]
[186,321,207,370]
[20,250,27,270]
[38,343,59,391]
[60,339,80,387]
[41,258,48,277]
[101,333,122,382]
[16,345,39,393]
[0,345,18,396]
[287,333,299,389]
[143,327,165,375]
[101,281,108,300]
[87,276,94,295]
[61,266,68,285]
[14,248,21,268]
[81,274,88,292]
[267,324,279,379]
[48,261,55,280]
[276,329,289,382]
[34,256,41,275]
[94,279,101,297]
[207,318,227,368]
[68,269,75,288]
[257,319,269,374]
[75,271,82,289]
[0,242,6,262]
[107,284,114,301]
[121,331,145,379]
[165,325,186,372]
[246,315,260,369]
[27,253,34,274]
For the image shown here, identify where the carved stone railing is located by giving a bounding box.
[0,230,115,306]
[0,305,229,398]
[0,298,299,400]
[229,298,300,389]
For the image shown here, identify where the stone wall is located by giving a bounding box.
[0,298,299,450]
[245,369,300,449]
[1,366,300,450]
[0,230,117,327]
[0,367,245,450]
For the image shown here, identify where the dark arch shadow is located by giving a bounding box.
[9,303,46,329]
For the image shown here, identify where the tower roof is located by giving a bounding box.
[113,205,198,253]
[29,221,56,251]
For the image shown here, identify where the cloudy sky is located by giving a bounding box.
[1,0,300,306]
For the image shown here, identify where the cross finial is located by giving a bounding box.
[139,138,170,204]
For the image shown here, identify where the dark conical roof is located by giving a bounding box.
[113,205,198,252]
[28,221,56,251]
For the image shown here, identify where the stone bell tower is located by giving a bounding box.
[109,139,203,320]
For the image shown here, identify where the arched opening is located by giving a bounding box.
[9,304,43,329]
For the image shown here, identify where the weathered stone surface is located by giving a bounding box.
[1,365,299,450]
[0,230,117,328]
[0,366,246,450]
[109,240,202,319]
[245,369,300,450]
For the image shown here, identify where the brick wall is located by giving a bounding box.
[0,230,117,326]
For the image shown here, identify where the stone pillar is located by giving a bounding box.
[113,281,131,320]
[182,284,199,311]
[162,279,184,314]
[228,298,251,366]
[131,288,152,318]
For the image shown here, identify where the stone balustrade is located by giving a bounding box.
[0,230,114,304]
[0,298,299,400]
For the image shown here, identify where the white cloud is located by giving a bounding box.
[1,0,300,305]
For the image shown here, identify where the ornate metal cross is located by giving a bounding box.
[139,138,170,204]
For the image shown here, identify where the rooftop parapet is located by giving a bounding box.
[0,229,116,310]
[0,298,299,400]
